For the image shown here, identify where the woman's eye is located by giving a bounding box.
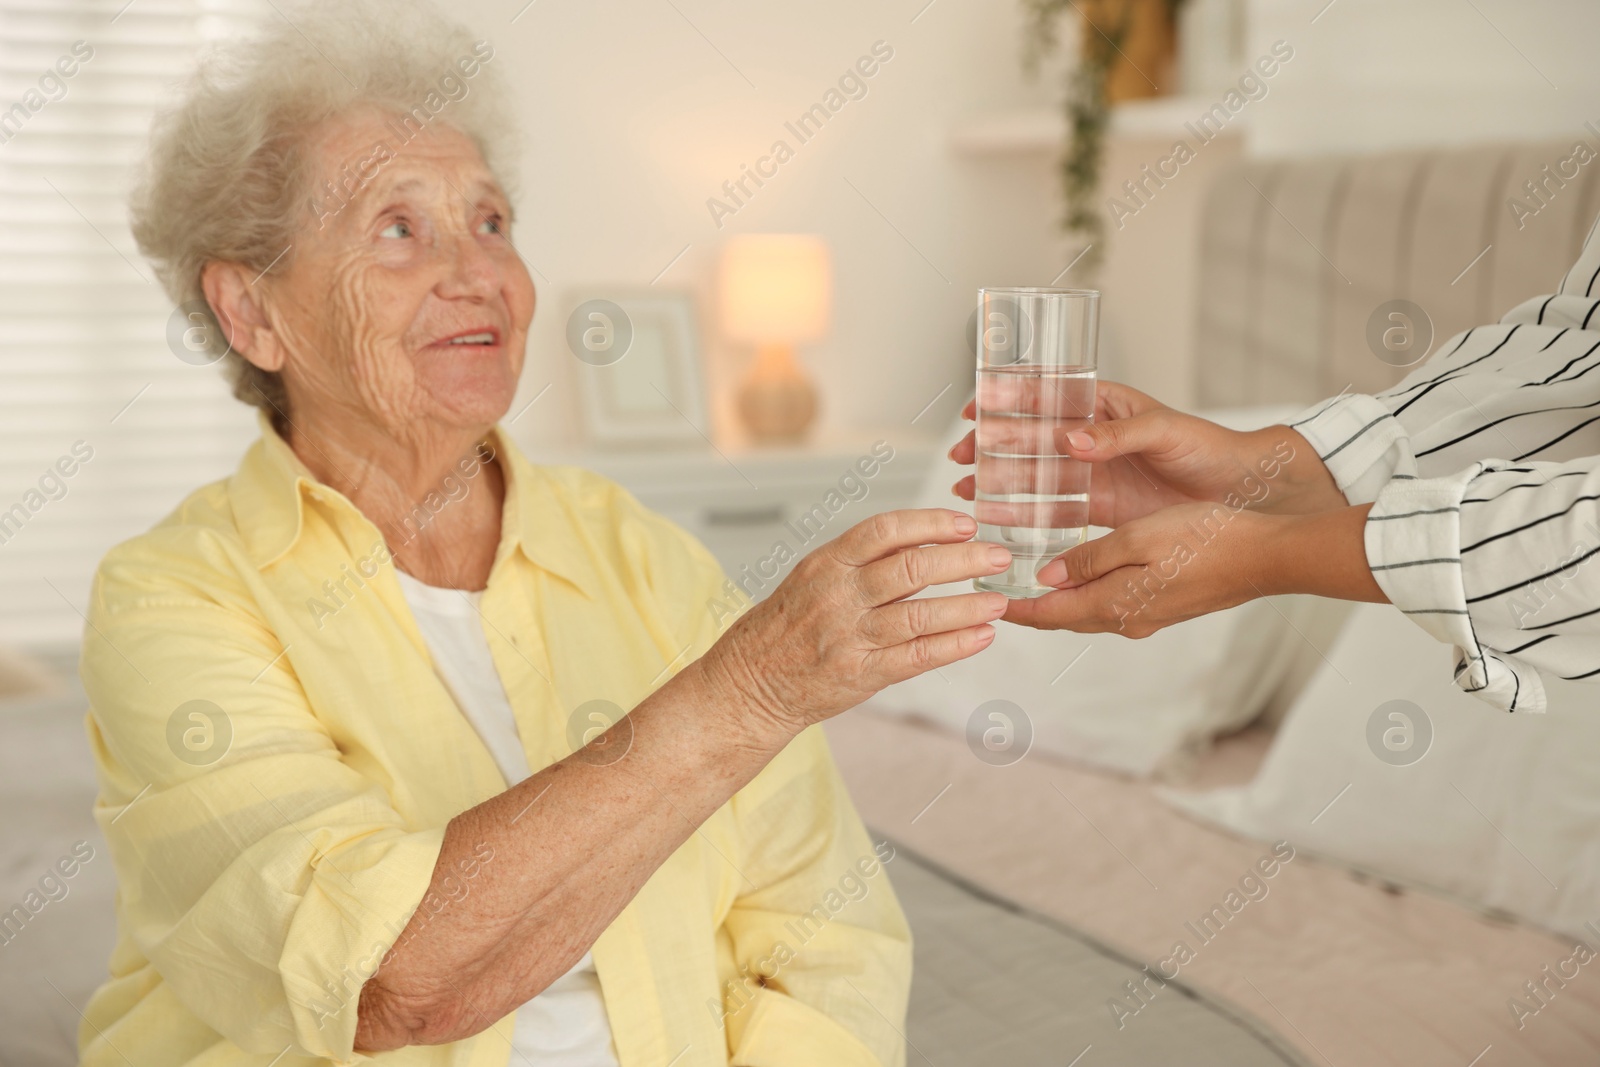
[478,215,504,236]
[379,220,412,239]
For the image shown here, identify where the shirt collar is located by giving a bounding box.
[230,408,598,598]
[489,426,600,600]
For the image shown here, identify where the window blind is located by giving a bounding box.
[0,0,266,649]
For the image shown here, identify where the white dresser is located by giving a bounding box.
[535,430,939,600]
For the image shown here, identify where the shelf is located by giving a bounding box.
[949,96,1249,156]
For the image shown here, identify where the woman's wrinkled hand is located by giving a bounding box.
[701,508,1012,737]
[948,380,1343,528]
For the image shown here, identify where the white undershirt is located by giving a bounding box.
[395,569,620,1067]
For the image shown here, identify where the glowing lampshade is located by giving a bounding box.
[719,235,832,345]
[718,235,832,443]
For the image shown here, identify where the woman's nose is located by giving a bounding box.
[436,228,501,300]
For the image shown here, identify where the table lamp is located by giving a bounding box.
[719,234,831,443]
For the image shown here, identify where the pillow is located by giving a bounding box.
[0,644,63,700]
[1163,602,1600,940]
[0,678,116,1067]
[861,401,1322,778]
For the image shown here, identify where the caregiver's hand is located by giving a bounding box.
[1003,501,1388,637]
[702,507,1011,735]
[949,381,1346,527]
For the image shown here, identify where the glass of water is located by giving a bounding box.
[972,287,1099,598]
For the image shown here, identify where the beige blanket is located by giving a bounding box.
[826,710,1600,1067]
[893,841,1309,1064]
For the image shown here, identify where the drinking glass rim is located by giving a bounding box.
[977,287,1100,298]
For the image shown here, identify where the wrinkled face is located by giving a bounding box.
[265,107,533,436]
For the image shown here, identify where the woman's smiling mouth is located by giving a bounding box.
[432,327,502,348]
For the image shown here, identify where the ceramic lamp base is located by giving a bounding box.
[737,343,817,443]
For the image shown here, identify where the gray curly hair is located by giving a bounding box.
[129,0,518,421]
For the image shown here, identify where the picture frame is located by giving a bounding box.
[566,290,709,447]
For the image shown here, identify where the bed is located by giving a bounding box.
[2,675,1312,1067]
[8,669,1595,1067]
[829,712,1600,1066]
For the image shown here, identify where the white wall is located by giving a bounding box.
[448,0,1600,445]
[1247,0,1600,158]
[434,0,1075,448]
[1072,0,1600,409]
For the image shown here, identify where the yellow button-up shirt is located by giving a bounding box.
[77,411,911,1067]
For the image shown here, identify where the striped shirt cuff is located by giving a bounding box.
[1288,393,1415,505]
[1365,464,1543,713]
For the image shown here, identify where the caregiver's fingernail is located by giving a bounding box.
[953,513,976,533]
[986,545,1013,567]
[1036,559,1067,586]
[1066,431,1094,452]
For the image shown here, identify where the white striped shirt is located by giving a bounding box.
[1291,209,1600,714]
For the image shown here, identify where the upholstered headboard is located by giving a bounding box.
[1194,140,1600,406]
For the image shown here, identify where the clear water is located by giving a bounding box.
[973,366,1096,598]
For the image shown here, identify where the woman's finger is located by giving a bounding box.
[826,508,976,568]
[947,428,976,465]
[864,622,997,686]
[980,409,1092,456]
[1001,586,1128,633]
[973,451,1089,498]
[855,540,1014,606]
[1059,409,1184,463]
[1034,526,1142,589]
[950,473,975,501]
[860,590,1008,647]
[1092,380,1164,422]
[959,382,1141,465]
[972,497,1089,530]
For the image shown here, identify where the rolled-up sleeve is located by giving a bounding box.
[82,539,445,1064]
[1284,209,1600,712]
[1359,455,1600,713]
[614,491,912,1066]
[1287,391,1420,505]
[1291,208,1600,502]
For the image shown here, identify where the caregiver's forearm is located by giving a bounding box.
[1260,502,1389,603]
[1250,426,1349,515]
[355,654,794,1050]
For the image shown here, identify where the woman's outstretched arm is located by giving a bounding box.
[354,509,1010,1050]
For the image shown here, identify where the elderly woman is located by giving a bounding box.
[78,5,1012,1065]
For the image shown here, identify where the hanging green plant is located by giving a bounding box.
[1021,0,1184,276]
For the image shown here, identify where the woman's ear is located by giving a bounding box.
[200,260,283,372]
